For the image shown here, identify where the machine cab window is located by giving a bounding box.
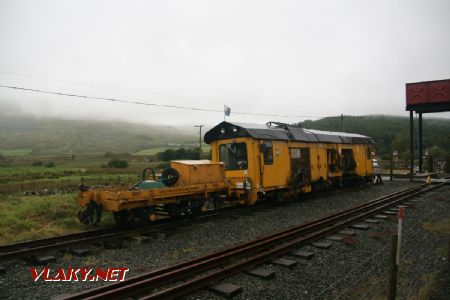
[260,140,273,165]
[219,142,248,170]
[367,146,372,160]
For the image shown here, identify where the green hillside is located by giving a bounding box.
[0,113,195,155]
[300,115,450,159]
[1,113,448,159]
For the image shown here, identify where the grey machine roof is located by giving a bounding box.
[204,121,373,145]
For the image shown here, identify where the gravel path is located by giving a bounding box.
[1,181,448,299]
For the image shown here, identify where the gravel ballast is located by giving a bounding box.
[0,181,448,299]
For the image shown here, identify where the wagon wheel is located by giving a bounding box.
[78,201,102,228]
[138,207,157,226]
[113,210,136,227]
[165,203,185,218]
[188,200,205,215]
[276,190,284,203]
[208,194,223,210]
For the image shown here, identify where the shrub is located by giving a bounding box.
[156,147,203,161]
[428,145,448,159]
[31,161,43,166]
[104,152,114,158]
[158,149,176,161]
[45,161,55,168]
[107,159,129,169]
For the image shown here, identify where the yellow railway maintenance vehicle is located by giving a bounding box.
[77,121,374,226]
[204,121,374,205]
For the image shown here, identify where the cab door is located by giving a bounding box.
[260,140,273,188]
[260,140,289,188]
[290,147,311,184]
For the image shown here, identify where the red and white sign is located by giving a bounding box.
[396,207,405,265]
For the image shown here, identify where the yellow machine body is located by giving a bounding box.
[77,160,229,223]
[77,121,374,225]
[170,160,225,185]
[206,122,374,205]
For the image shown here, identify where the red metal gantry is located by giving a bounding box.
[405,79,450,176]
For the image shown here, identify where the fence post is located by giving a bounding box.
[448,236,450,262]
[388,234,398,300]
[390,152,394,181]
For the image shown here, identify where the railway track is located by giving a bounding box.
[0,226,121,262]
[60,182,448,300]
[0,205,240,262]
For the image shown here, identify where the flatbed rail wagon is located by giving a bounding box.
[77,160,229,226]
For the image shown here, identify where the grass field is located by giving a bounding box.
[0,151,207,243]
[0,194,115,244]
[0,149,33,156]
[0,154,164,194]
[0,166,85,177]
[134,146,178,155]
[0,155,148,242]
[0,153,163,243]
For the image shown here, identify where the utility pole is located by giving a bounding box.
[340,113,344,132]
[194,125,204,159]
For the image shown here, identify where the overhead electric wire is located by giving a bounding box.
[0,69,217,103]
[0,83,320,118]
[0,69,310,113]
[0,69,325,118]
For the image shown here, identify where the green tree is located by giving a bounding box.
[107,159,129,168]
[390,129,411,158]
[187,148,201,159]
[175,148,187,159]
[158,149,176,161]
[428,145,447,159]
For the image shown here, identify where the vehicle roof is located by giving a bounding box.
[204,121,373,145]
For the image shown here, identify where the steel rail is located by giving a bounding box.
[61,183,446,300]
[0,205,240,262]
[0,227,120,254]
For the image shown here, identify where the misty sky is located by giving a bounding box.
[0,0,449,125]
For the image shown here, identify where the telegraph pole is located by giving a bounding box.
[194,125,204,159]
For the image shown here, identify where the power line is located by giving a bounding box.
[0,83,223,112]
[0,83,320,119]
[0,69,217,104]
[0,69,324,118]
